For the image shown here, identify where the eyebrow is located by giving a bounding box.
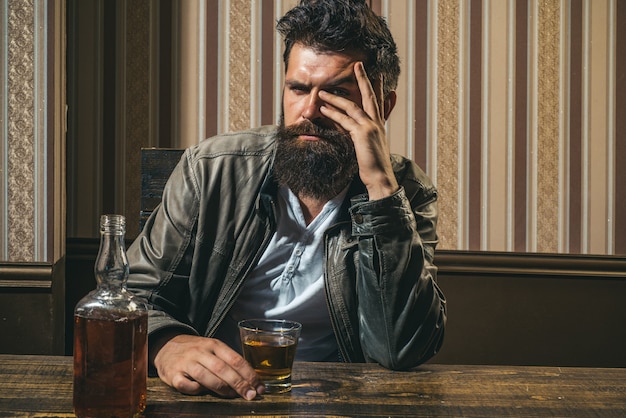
[285,75,357,90]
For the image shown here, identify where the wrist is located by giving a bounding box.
[365,178,399,201]
[361,165,399,200]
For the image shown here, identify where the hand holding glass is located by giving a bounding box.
[238,319,302,394]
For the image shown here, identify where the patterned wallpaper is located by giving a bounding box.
[0,0,51,262]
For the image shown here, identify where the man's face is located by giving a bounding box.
[273,44,364,200]
[282,43,365,133]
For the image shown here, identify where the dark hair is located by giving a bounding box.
[276,0,400,95]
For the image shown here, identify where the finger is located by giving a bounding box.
[169,372,211,396]
[318,91,370,126]
[158,336,263,400]
[319,100,361,132]
[201,344,263,400]
[354,62,382,120]
[178,356,259,400]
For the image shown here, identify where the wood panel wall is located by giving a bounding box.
[53,241,626,367]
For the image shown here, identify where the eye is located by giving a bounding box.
[289,84,309,94]
[327,88,349,97]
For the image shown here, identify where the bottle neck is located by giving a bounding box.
[95,215,128,290]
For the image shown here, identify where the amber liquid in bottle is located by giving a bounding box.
[73,214,148,417]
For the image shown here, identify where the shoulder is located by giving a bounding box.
[179,126,276,188]
[188,125,277,160]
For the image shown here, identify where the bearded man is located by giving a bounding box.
[127,0,446,400]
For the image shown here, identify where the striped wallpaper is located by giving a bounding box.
[3,0,621,261]
[187,0,624,255]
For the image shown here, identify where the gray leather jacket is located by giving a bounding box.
[127,125,446,370]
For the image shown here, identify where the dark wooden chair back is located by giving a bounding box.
[140,148,185,230]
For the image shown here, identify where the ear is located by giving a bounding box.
[383,91,397,120]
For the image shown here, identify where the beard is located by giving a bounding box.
[273,117,358,201]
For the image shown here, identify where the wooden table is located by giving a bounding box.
[1,355,625,417]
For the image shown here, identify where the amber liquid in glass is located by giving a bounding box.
[73,312,148,418]
[242,335,297,392]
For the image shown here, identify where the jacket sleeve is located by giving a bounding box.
[348,175,446,370]
[126,150,201,339]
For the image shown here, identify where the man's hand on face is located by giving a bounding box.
[318,62,399,201]
[152,334,265,400]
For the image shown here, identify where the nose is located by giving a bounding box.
[301,90,323,121]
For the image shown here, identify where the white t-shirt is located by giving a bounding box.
[213,185,347,361]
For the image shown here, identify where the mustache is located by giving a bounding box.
[280,120,347,142]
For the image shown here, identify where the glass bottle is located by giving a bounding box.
[73,214,148,418]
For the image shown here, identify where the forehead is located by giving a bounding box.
[285,43,361,83]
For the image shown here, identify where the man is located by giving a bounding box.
[127,0,446,401]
